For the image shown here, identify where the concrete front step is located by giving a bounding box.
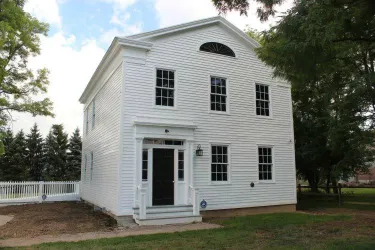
[135,215,202,226]
[133,204,193,213]
[133,205,201,225]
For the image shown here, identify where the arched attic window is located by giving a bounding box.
[199,42,235,57]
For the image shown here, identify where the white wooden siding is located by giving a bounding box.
[119,24,296,213]
[81,60,123,214]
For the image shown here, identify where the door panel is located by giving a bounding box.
[153,148,174,206]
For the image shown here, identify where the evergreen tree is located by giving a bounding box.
[0,129,13,181]
[43,124,68,180]
[67,128,82,180]
[26,123,44,181]
[6,130,28,181]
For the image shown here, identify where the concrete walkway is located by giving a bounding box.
[0,215,13,226]
[0,222,221,247]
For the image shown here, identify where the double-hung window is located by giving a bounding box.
[92,99,95,129]
[210,77,227,112]
[142,149,148,181]
[211,145,229,182]
[85,109,89,135]
[84,154,87,182]
[90,152,94,182]
[255,83,270,116]
[156,69,175,107]
[258,147,273,181]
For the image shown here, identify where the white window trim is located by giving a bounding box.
[85,109,89,135]
[209,142,231,185]
[153,67,178,110]
[90,151,94,183]
[92,99,95,129]
[208,75,230,115]
[254,82,273,119]
[257,144,276,183]
[178,150,184,181]
[84,154,87,182]
[142,149,148,182]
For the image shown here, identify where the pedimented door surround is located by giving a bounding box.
[134,116,196,207]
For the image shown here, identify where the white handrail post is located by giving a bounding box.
[139,187,147,220]
[38,181,44,203]
[194,189,200,216]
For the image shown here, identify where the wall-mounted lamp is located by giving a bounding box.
[196,144,203,156]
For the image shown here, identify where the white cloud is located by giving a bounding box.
[99,1,143,47]
[99,0,137,9]
[24,0,62,27]
[154,0,294,31]
[12,33,105,136]
[100,24,142,45]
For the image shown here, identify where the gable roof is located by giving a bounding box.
[79,16,260,103]
[126,16,260,48]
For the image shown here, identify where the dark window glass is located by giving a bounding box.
[156,69,175,107]
[256,84,270,116]
[142,149,148,181]
[178,151,184,181]
[258,147,273,181]
[211,77,227,112]
[200,42,235,57]
[211,145,229,182]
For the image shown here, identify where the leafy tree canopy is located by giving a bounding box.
[0,0,54,154]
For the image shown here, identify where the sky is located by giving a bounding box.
[13,0,294,136]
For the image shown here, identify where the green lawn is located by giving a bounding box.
[7,211,375,250]
[341,188,375,195]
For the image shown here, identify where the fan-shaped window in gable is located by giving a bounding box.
[200,42,235,57]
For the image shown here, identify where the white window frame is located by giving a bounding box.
[84,154,87,182]
[142,149,148,182]
[255,82,272,118]
[92,99,95,129]
[154,68,177,109]
[257,145,275,183]
[178,150,184,181]
[85,109,89,135]
[90,151,94,182]
[209,75,230,115]
[209,142,231,185]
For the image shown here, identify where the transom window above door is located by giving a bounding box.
[156,69,175,107]
[210,77,227,112]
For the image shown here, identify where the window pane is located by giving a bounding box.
[169,80,174,88]
[223,173,228,181]
[157,70,162,78]
[218,146,222,154]
[169,71,174,79]
[217,173,223,181]
[178,170,184,180]
[211,173,216,181]
[267,172,272,180]
[156,97,161,105]
[142,170,147,180]
[162,97,168,106]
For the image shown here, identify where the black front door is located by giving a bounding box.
[153,148,174,206]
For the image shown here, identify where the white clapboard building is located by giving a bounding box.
[79,16,297,226]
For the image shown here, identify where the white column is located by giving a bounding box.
[186,140,194,204]
[135,137,143,206]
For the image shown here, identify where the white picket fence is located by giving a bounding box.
[0,181,80,204]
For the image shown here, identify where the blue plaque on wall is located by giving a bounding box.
[42,194,47,200]
[200,199,207,209]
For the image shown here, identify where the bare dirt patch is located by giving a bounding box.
[0,202,117,239]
